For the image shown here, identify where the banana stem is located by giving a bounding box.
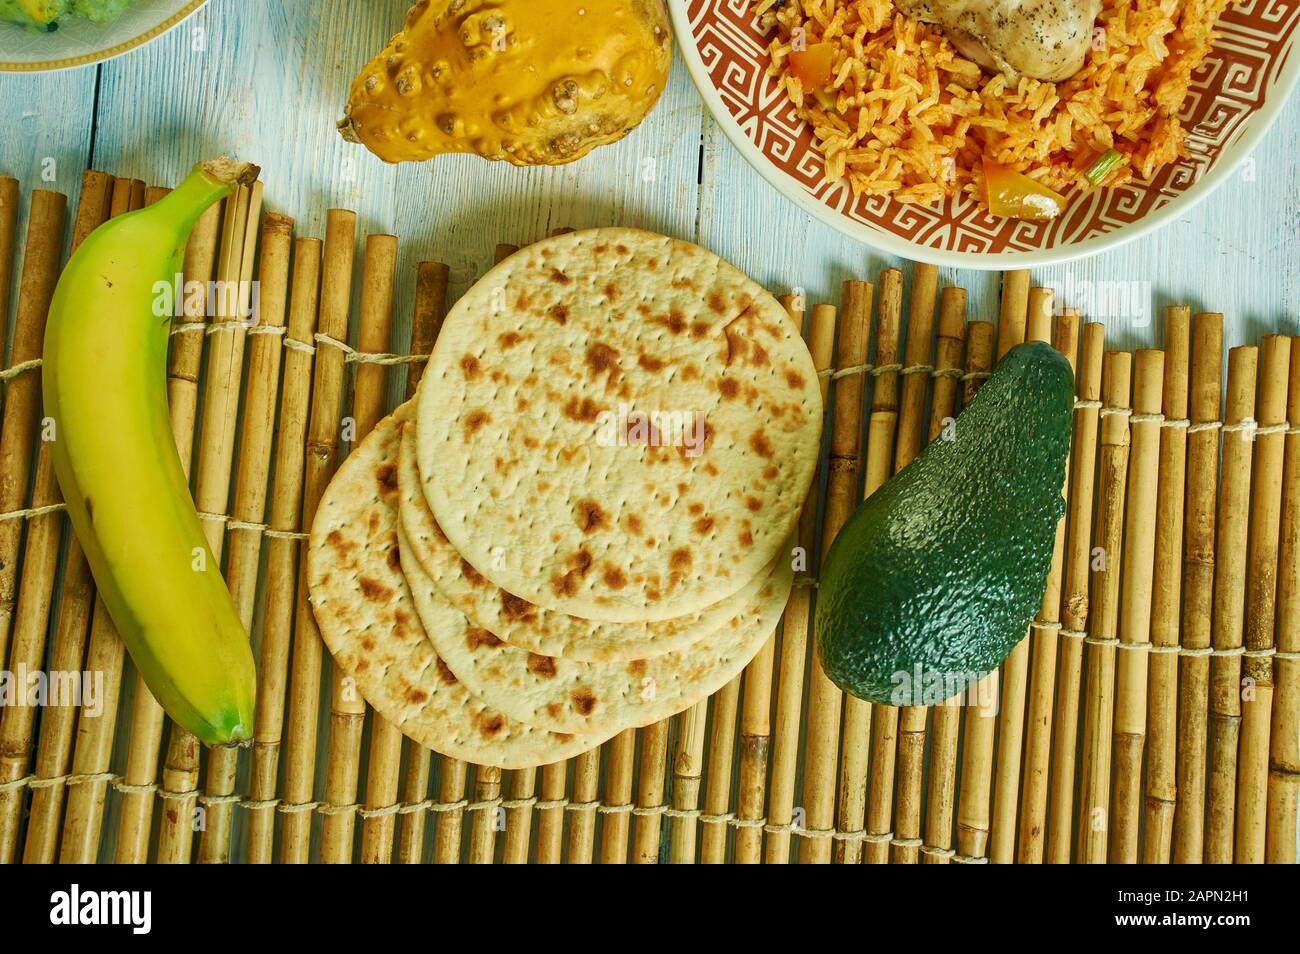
[152,159,259,237]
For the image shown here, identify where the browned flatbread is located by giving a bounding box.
[396,425,777,661]
[416,227,822,622]
[307,403,612,769]
[401,519,793,735]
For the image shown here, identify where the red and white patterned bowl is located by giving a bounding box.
[672,0,1300,267]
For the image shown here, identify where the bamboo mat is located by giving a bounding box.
[0,170,1297,864]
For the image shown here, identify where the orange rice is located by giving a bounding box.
[753,0,1232,206]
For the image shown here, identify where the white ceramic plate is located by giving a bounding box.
[0,0,205,72]
[672,0,1300,268]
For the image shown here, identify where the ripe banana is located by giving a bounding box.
[42,158,259,746]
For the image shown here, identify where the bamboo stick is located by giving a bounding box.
[280,209,358,863]
[951,323,987,868]
[730,296,805,865]
[996,270,1030,358]
[893,282,963,865]
[56,179,151,863]
[402,262,447,416]
[533,761,569,864]
[1266,336,1300,863]
[633,716,671,863]
[468,765,503,864]
[530,764,566,868]
[152,181,262,864]
[0,175,17,359]
[839,273,894,865]
[318,232,397,865]
[735,638,775,859]
[194,211,295,863]
[1235,335,1289,862]
[956,677,1000,864]
[245,236,322,863]
[0,188,68,862]
[1045,322,1105,862]
[669,700,708,863]
[633,719,669,863]
[220,213,295,629]
[566,748,600,863]
[1205,346,1258,861]
[599,728,636,863]
[763,301,837,864]
[701,675,740,862]
[1109,349,1164,862]
[432,760,468,863]
[1172,312,1224,863]
[167,200,223,482]
[955,272,1029,862]
[56,599,125,864]
[988,286,1055,863]
[1143,306,1191,863]
[20,172,111,864]
[868,263,933,865]
[894,264,938,476]
[500,772,536,864]
[801,280,871,863]
[921,292,971,865]
[1077,351,1133,863]
[0,189,66,669]
[1016,306,1080,863]
[397,262,451,865]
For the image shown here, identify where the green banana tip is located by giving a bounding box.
[203,725,253,749]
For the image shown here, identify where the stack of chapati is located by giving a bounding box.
[308,228,823,768]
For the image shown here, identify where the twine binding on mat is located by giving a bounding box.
[0,769,1003,856]
[0,357,41,381]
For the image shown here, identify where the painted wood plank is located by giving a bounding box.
[0,69,96,361]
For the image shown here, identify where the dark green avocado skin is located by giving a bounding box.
[816,340,1074,705]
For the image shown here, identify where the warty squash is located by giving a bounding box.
[339,0,672,166]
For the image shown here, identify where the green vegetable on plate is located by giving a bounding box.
[1084,148,1124,187]
[0,0,130,31]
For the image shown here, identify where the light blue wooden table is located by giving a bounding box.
[1,0,1298,863]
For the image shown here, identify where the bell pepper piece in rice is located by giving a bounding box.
[788,42,836,90]
[982,158,1066,221]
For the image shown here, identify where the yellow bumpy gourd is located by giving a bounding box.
[339,0,672,166]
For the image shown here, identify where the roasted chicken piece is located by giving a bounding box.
[895,0,1103,82]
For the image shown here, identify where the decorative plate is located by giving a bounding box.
[0,0,206,73]
[672,0,1300,267]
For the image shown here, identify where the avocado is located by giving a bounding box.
[816,340,1074,705]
